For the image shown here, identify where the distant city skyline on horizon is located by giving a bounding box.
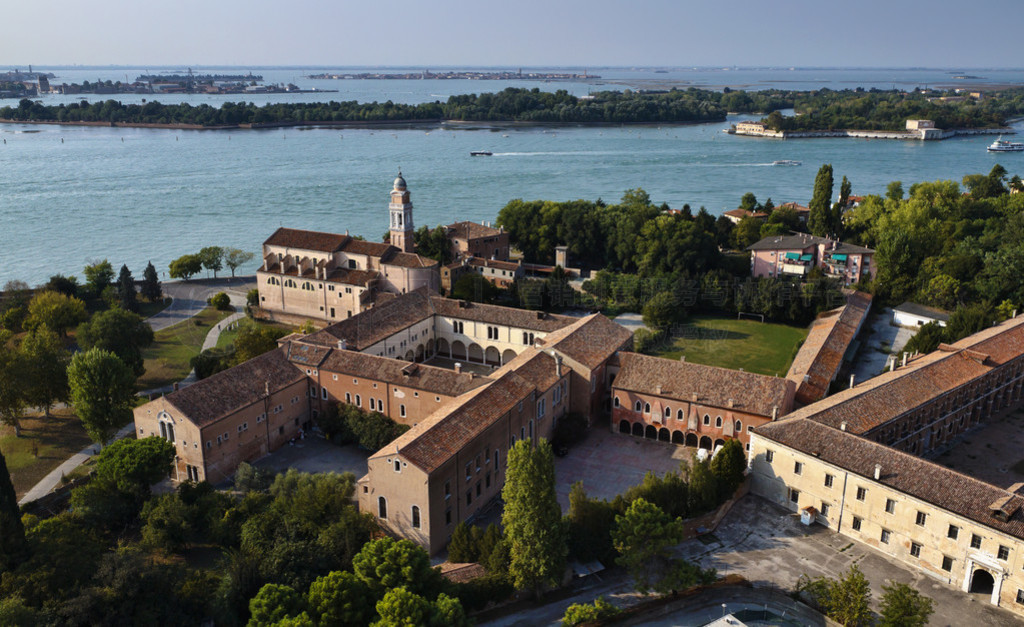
[4,0,1021,69]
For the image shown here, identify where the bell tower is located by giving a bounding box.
[389,171,414,253]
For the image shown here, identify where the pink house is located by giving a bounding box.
[748,233,875,286]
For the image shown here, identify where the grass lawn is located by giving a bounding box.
[138,296,172,319]
[649,315,808,377]
[137,306,235,391]
[215,318,293,351]
[0,408,92,499]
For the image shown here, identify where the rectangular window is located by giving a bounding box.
[941,556,953,572]
[465,463,472,481]
[765,450,774,463]
[910,542,921,558]
[880,529,891,544]
[444,480,451,499]
[915,511,927,526]
[820,502,830,517]
[852,516,862,531]
[999,545,1011,561]
[446,509,452,525]
[856,487,866,501]
[824,474,834,488]
[793,461,802,475]
[948,525,959,540]
[789,488,800,503]
[885,498,896,514]
[400,404,406,418]
[321,388,328,400]
[1017,589,1024,605]
[466,491,472,506]
[971,534,982,549]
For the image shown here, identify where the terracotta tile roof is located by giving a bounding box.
[466,257,520,272]
[384,251,439,269]
[264,227,349,252]
[540,314,634,371]
[447,221,503,240]
[777,201,810,214]
[304,289,435,351]
[782,316,1024,435]
[165,348,305,427]
[787,291,872,404]
[387,372,535,473]
[428,296,576,333]
[342,238,394,257]
[614,352,793,418]
[724,208,768,219]
[310,346,490,397]
[493,348,560,391]
[439,562,487,583]
[326,267,380,287]
[756,418,1024,540]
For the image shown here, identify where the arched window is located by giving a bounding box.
[267,276,279,286]
[735,420,742,432]
[664,406,671,420]
[614,396,620,408]
[703,414,710,425]
[411,505,421,529]
[301,281,314,291]
[644,403,651,414]
[677,408,684,421]
[378,496,387,519]
[634,400,643,412]
[715,416,723,428]
[284,279,296,288]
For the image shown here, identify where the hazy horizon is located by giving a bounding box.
[4,0,1021,68]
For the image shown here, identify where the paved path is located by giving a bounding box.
[18,284,253,505]
[147,276,255,332]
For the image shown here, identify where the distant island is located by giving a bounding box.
[0,87,792,129]
[307,69,599,81]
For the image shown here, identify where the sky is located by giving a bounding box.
[2,0,1021,68]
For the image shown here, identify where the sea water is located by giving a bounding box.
[2,67,1023,285]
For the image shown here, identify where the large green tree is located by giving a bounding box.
[117,264,139,312]
[224,248,255,278]
[501,438,567,597]
[83,259,115,296]
[23,291,89,337]
[879,581,933,627]
[352,537,444,599]
[169,254,203,281]
[307,570,373,626]
[808,163,835,237]
[141,261,163,302]
[232,323,289,365]
[0,451,28,572]
[612,498,700,594]
[0,339,27,436]
[76,307,154,377]
[67,348,136,445]
[199,246,224,278]
[709,438,746,499]
[19,326,71,417]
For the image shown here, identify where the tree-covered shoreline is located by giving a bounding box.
[0,87,794,128]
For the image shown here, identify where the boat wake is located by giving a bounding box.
[491,150,626,157]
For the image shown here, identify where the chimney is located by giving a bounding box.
[728,398,735,408]
[840,421,847,431]
[679,355,685,362]
[874,464,882,480]
[454,362,462,374]
[265,381,270,396]
[890,357,896,372]
[691,393,699,402]
[849,374,856,389]
[337,339,347,350]
[655,384,662,394]
[554,353,563,377]
[902,353,908,367]
[772,406,779,421]
[345,229,349,236]
[1014,309,1018,319]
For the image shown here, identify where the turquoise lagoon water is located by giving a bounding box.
[2,67,1023,285]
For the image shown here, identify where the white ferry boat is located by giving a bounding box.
[987,138,1024,152]
[772,160,802,166]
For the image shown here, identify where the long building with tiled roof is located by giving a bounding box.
[750,314,1024,615]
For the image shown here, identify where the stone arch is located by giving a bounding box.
[699,436,713,450]
[686,432,698,447]
[672,430,685,444]
[485,346,501,366]
[632,422,644,437]
[404,350,415,361]
[969,568,995,595]
[451,340,467,360]
[437,337,451,358]
[502,349,517,364]
[714,438,726,449]
[645,425,658,439]
[468,343,484,363]
[415,344,425,361]
[658,428,670,442]
[619,419,631,434]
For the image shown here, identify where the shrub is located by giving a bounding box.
[562,596,621,626]
[208,292,231,311]
[190,346,234,380]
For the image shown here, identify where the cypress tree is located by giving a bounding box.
[117,264,138,312]
[0,450,28,572]
[141,261,162,302]
[808,164,834,237]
